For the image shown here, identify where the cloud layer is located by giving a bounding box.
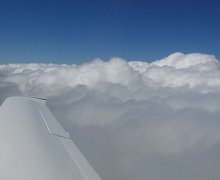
[1,52,220,180]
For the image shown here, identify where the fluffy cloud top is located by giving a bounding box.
[1,52,220,180]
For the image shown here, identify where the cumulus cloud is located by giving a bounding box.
[1,52,220,180]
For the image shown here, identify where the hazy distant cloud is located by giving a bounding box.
[1,52,220,180]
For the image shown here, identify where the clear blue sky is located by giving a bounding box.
[0,0,219,64]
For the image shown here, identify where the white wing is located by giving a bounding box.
[0,96,102,180]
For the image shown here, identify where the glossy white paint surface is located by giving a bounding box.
[0,96,102,180]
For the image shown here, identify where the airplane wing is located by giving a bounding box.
[0,96,102,180]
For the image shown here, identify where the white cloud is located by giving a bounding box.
[1,52,220,180]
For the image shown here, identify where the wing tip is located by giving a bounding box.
[28,96,47,101]
[1,96,47,106]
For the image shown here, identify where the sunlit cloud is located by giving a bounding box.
[1,52,220,180]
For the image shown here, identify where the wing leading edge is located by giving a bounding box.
[0,96,102,180]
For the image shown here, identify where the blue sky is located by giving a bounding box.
[0,0,219,64]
